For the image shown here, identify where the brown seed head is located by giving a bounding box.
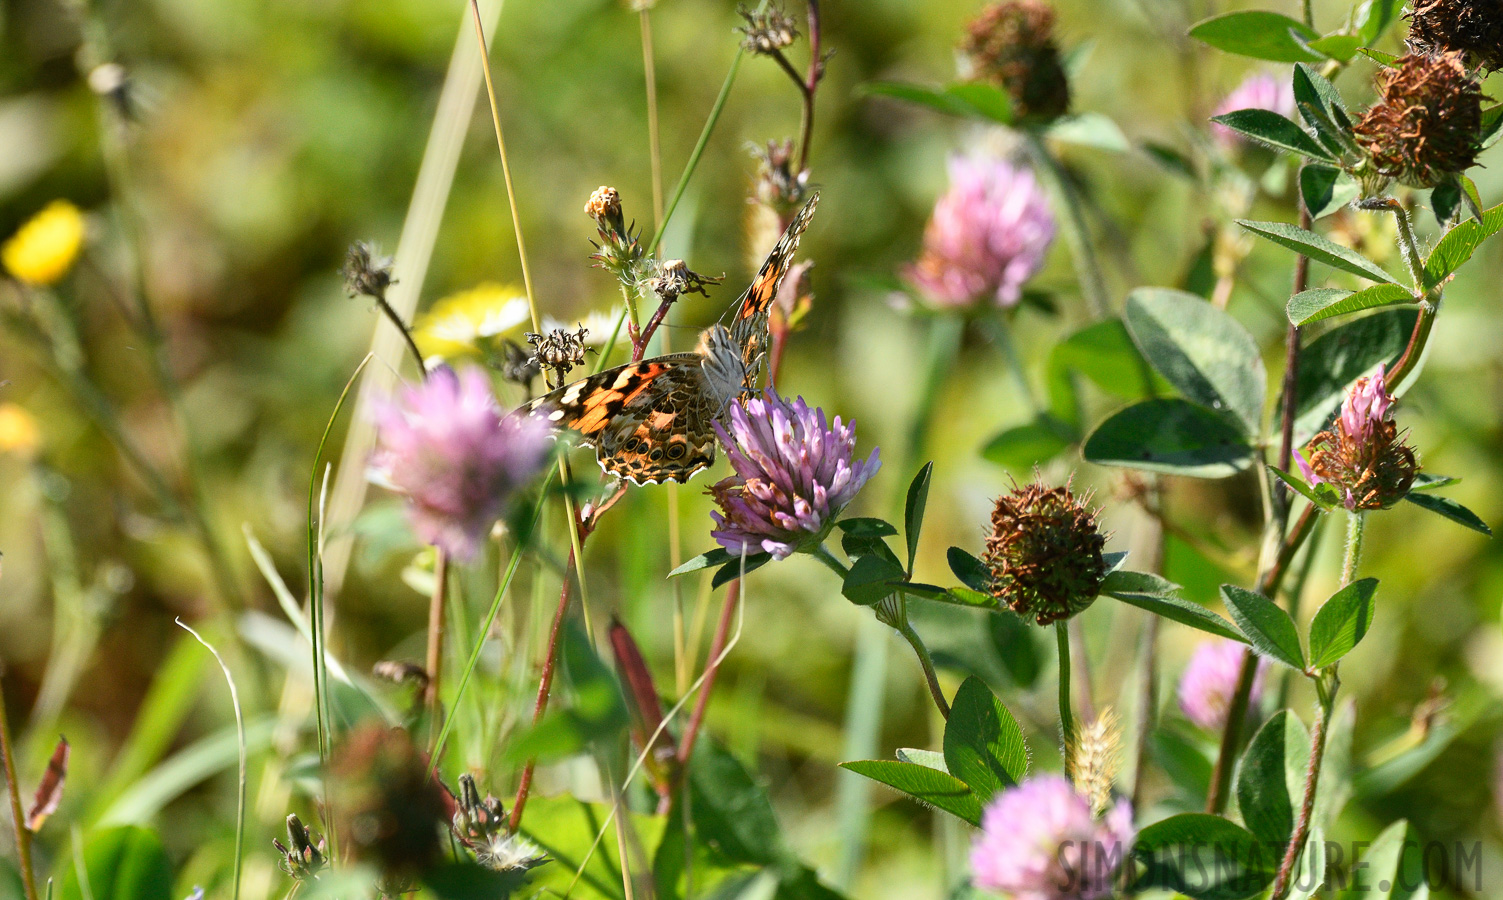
[1407,0,1503,73]
[645,258,720,304]
[585,186,625,235]
[331,723,448,880]
[982,478,1107,625]
[343,241,395,301]
[753,139,809,219]
[1353,52,1485,189]
[527,326,592,384]
[1304,419,1419,511]
[960,0,1071,122]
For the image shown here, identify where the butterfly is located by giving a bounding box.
[518,192,819,485]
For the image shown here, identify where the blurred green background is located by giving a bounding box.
[2,0,1503,896]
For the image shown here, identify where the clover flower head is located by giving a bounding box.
[905,154,1055,309]
[970,774,1135,900]
[983,478,1106,625]
[1407,0,1503,74]
[709,390,880,560]
[960,0,1071,122]
[1212,72,1296,149]
[1296,364,1419,511]
[372,366,550,560]
[3,201,85,287]
[1353,52,1484,190]
[1177,639,1269,731]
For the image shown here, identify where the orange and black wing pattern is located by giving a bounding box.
[722,192,820,380]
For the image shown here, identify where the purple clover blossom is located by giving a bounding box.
[1177,639,1269,731]
[372,366,550,561]
[1296,364,1400,510]
[1212,72,1297,149]
[709,390,881,560]
[904,153,1055,309]
[970,774,1135,900]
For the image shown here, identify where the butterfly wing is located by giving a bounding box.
[722,192,820,380]
[521,353,720,485]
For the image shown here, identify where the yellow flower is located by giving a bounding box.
[413,283,530,359]
[2,201,86,287]
[0,404,41,457]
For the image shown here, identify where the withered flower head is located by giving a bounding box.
[753,139,810,218]
[450,774,548,873]
[344,241,395,301]
[960,0,1071,122]
[982,477,1107,625]
[1352,52,1485,190]
[331,723,448,879]
[738,5,799,55]
[585,186,625,236]
[586,187,644,281]
[273,814,327,881]
[1407,0,1503,73]
[645,258,720,305]
[527,325,592,384]
[496,338,541,390]
[1296,364,1419,510]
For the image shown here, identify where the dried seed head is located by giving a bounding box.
[752,139,810,219]
[1407,0,1503,73]
[527,325,593,384]
[273,814,327,881]
[331,723,448,879]
[738,5,799,55]
[586,187,644,281]
[1068,708,1122,819]
[1352,52,1485,189]
[496,338,541,390]
[1296,364,1420,510]
[585,186,625,235]
[960,0,1071,122]
[982,477,1107,625]
[344,241,395,301]
[644,258,720,305]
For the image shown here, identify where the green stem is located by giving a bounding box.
[896,616,950,719]
[1341,511,1365,587]
[1025,132,1110,319]
[1056,621,1075,776]
[646,51,745,259]
[812,543,850,577]
[0,673,38,900]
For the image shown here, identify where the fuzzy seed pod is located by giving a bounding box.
[1407,0,1503,73]
[982,479,1107,625]
[1352,52,1485,189]
[960,0,1071,122]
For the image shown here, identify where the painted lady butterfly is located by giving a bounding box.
[519,192,819,485]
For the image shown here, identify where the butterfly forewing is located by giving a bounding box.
[722,192,820,381]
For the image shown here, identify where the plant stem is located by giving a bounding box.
[1025,132,1110,319]
[675,579,741,769]
[896,617,950,719]
[1341,510,1366,586]
[639,9,664,228]
[646,51,745,259]
[798,0,823,175]
[0,673,38,900]
[509,544,576,833]
[374,297,428,376]
[1056,621,1075,777]
[424,550,448,725]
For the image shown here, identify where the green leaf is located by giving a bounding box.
[1299,165,1359,221]
[1410,472,1459,491]
[670,548,733,577]
[1293,63,1350,122]
[948,547,991,592]
[1044,111,1130,151]
[1049,318,1160,420]
[944,82,1015,124]
[1083,398,1255,478]
[1220,585,1305,670]
[59,827,173,900]
[1131,814,1277,900]
[981,418,1075,471]
[1307,33,1362,62]
[842,553,906,606]
[895,747,949,770]
[1432,179,1462,226]
[1350,820,1428,900]
[838,761,982,826]
[1286,827,1328,900]
[1238,219,1398,284]
[1189,11,1322,62]
[506,622,630,762]
[1124,287,1266,436]
[1236,711,1310,846]
[1145,141,1198,179]
[934,587,1000,609]
[1480,105,1503,150]
[1103,573,1245,641]
[688,739,789,868]
[1357,47,1399,66]
[1404,491,1493,536]
[861,81,976,117]
[1287,283,1414,325]
[988,610,1042,687]
[836,517,898,538]
[712,553,773,588]
[943,677,1029,801]
[1355,0,1401,43]
[1293,309,1417,444]
[1421,202,1503,290]
[1308,577,1379,668]
[904,462,933,571]
[1210,109,1333,161]
[1267,465,1337,510]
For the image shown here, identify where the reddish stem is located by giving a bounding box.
[509,545,576,833]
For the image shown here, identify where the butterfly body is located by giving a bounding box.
[521,192,818,485]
